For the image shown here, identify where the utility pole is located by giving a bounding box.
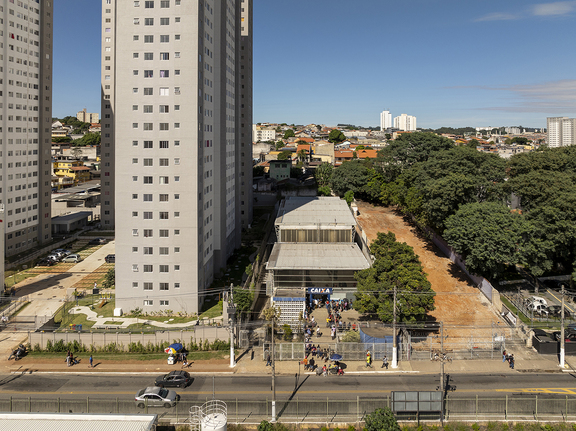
[228,285,236,368]
[561,283,565,368]
[392,285,398,368]
[271,314,276,422]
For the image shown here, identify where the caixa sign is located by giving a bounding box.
[308,288,333,294]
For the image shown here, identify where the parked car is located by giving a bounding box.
[135,386,178,408]
[47,254,61,262]
[532,328,549,338]
[548,305,572,318]
[525,296,548,307]
[53,249,71,256]
[154,370,191,388]
[105,254,115,263]
[36,258,55,267]
[88,238,107,245]
[62,254,82,263]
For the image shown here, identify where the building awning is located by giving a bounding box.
[266,243,370,270]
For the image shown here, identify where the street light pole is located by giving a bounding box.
[561,283,565,368]
[392,285,398,368]
[271,315,276,422]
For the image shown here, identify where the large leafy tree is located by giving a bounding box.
[330,160,371,198]
[444,202,528,280]
[315,162,333,188]
[354,232,435,323]
[283,129,295,139]
[328,129,346,143]
[233,287,253,320]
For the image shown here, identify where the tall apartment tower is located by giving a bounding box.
[394,113,417,131]
[101,0,251,314]
[547,117,576,148]
[1,0,53,260]
[380,110,392,131]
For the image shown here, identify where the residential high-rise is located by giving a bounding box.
[76,109,99,124]
[1,0,53,260]
[101,0,252,314]
[380,110,392,131]
[394,113,417,131]
[547,117,576,148]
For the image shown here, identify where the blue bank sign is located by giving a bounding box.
[307,288,333,294]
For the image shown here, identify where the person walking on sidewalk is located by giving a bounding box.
[502,350,507,362]
[366,350,372,368]
[381,355,388,369]
[89,355,93,368]
[509,354,515,369]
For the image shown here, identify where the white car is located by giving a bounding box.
[135,386,179,408]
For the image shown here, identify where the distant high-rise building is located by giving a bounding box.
[394,113,417,131]
[547,117,576,148]
[76,109,100,124]
[101,0,252,314]
[380,110,392,131]
[1,0,53,261]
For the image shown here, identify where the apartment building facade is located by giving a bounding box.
[394,113,417,131]
[380,110,392,131]
[0,0,53,258]
[101,0,251,314]
[547,117,576,148]
[76,108,99,124]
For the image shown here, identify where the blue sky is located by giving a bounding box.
[53,0,576,128]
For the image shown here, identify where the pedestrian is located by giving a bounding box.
[509,354,515,369]
[66,355,71,367]
[89,355,93,368]
[382,355,389,369]
[502,350,507,362]
[366,351,372,368]
[322,365,327,377]
[266,354,272,366]
[316,326,321,338]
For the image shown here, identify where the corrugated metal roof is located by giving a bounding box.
[0,413,156,431]
[266,243,370,270]
[275,197,356,227]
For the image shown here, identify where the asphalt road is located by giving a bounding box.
[1,373,576,402]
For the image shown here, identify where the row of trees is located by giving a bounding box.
[324,132,576,282]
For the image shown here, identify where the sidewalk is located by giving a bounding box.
[1,348,566,375]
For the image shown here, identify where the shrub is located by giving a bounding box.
[258,420,274,431]
[282,324,293,341]
[364,407,400,431]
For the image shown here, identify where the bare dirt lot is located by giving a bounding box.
[355,202,502,347]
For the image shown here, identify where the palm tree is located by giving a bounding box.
[297,149,308,165]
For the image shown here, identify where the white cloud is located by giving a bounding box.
[475,12,520,22]
[532,1,576,16]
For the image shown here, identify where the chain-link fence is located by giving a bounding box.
[1,395,575,424]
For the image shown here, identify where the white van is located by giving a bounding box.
[525,296,548,307]
[527,302,548,316]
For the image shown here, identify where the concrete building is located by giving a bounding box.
[252,125,276,142]
[266,197,371,328]
[101,0,252,313]
[547,117,576,148]
[0,0,53,258]
[380,110,392,131]
[268,160,291,181]
[394,113,417,131]
[76,109,99,124]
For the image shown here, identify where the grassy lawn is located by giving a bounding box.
[54,295,117,329]
[199,302,223,320]
[500,296,531,325]
[27,350,231,361]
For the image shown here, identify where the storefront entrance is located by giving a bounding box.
[307,287,333,308]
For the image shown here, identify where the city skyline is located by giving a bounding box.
[54,0,576,128]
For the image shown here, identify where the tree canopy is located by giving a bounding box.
[328,129,346,143]
[283,129,295,139]
[354,232,435,323]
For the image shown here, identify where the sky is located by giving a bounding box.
[53,0,576,129]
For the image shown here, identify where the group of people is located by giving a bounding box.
[305,343,328,360]
[503,350,515,369]
[65,350,93,367]
[317,363,344,376]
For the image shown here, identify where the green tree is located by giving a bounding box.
[233,287,254,319]
[102,268,115,289]
[330,160,371,197]
[52,136,72,143]
[467,138,480,149]
[344,190,354,206]
[277,151,292,161]
[296,149,308,164]
[317,186,331,196]
[253,166,265,177]
[275,140,285,150]
[315,162,333,187]
[328,129,346,143]
[354,232,435,323]
[283,129,295,139]
[73,132,101,147]
[364,407,401,431]
[385,133,392,140]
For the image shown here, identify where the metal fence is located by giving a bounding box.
[1,395,575,424]
[263,342,404,361]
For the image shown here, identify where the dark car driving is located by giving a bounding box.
[154,370,191,388]
[105,254,115,263]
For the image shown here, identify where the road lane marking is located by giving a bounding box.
[496,387,576,395]
[546,289,575,313]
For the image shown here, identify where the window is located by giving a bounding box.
[160,17,169,25]
[175,0,180,5]
[175,70,180,76]
[159,229,169,237]
[174,123,180,129]
[134,1,140,6]
[160,141,169,148]
[175,17,180,23]
[175,140,180,146]
[159,265,169,273]
[132,282,138,288]
[174,212,180,217]
[143,105,153,113]
[143,176,153,184]
[133,194,139,199]
[159,105,169,113]
[159,158,169,166]
[160,300,169,306]
[160,35,169,43]
[175,52,180,58]
[133,105,138,111]
[144,87,153,95]
[144,229,153,237]
[160,283,169,290]
[133,70,139,76]
[143,265,153,273]
[144,17,154,25]
[159,247,169,255]
[132,228,139,236]
[175,34,180,40]
[175,283,180,288]
[144,52,153,60]
[174,158,180,165]
[133,264,139,272]
[144,300,153,306]
[174,229,180,235]
[160,70,169,78]
[143,212,153,219]
[161,0,170,7]
[160,52,169,60]
[132,123,138,129]
[133,18,140,25]
[144,70,153,78]
[174,247,180,253]
[144,140,153,148]
[144,35,154,43]
[143,194,153,201]
[174,265,180,271]
[143,123,153,131]
[159,123,169,131]
[159,212,169,219]
[133,52,139,58]
[144,282,153,290]
[144,158,153,166]
[144,246,153,254]
[159,87,169,96]
[133,35,139,41]
[159,194,169,202]
[145,0,154,8]
[132,211,138,216]
[133,88,139,93]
